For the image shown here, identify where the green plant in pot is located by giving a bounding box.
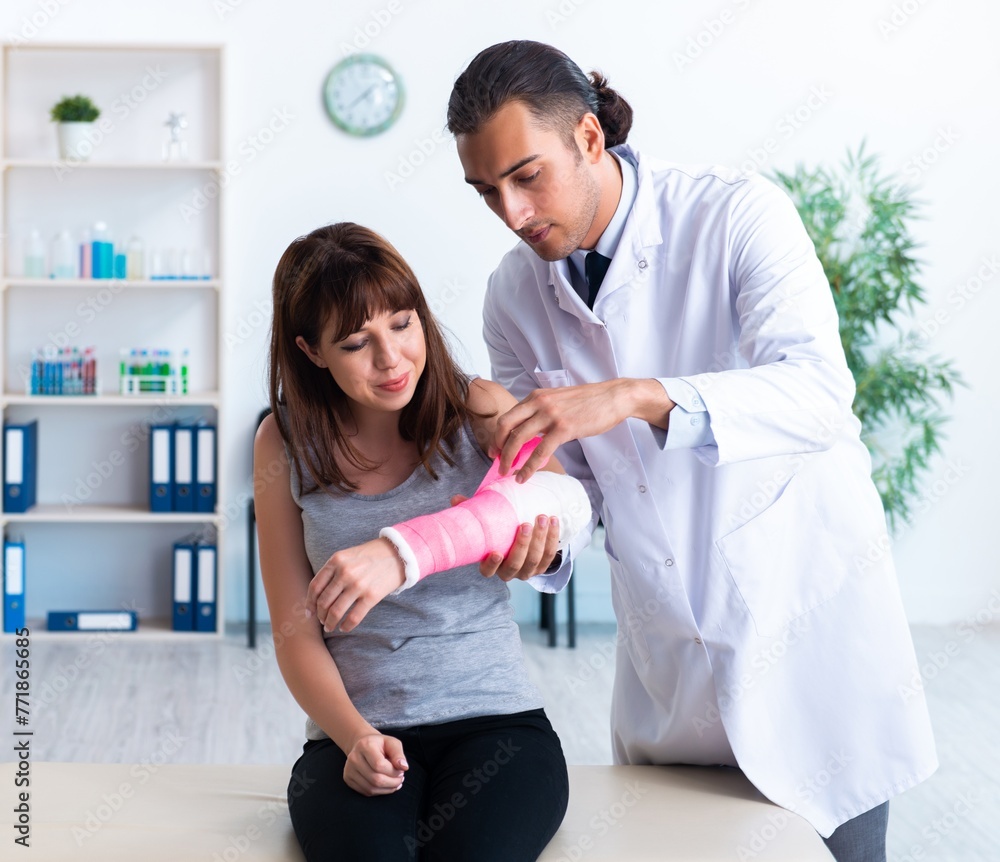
[772,145,964,531]
[50,94,100,161]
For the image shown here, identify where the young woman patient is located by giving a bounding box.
[254,222,590,861]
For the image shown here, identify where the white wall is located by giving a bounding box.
[4,0,996,626]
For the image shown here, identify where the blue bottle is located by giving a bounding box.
[91,222,114,279]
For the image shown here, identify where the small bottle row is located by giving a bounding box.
[19,224,212,280]
[25,345,191,397]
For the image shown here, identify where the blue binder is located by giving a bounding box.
[149,424,173,512]
[194,423,217,513]
[4,421,38,513]
[47,610,138,632]
[194,542,217,632]
[172,540,195,631]
[172,422,195,512]
[3,540,26,633]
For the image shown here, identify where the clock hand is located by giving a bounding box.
[347,85,378,110]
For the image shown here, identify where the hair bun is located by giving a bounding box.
[589,71,633,148]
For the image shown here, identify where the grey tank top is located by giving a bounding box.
[288,419,543,739]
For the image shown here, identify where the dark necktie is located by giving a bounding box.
[585,251,612,309]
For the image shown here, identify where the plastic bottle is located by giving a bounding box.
[126,237,144,280]
[91,222,113,279]
[50,230,77,279]
[79,228,92,279]
[24,229,46,278]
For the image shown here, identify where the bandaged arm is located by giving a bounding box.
[380,445,591,593]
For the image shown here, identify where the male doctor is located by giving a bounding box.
[448,40,937,862]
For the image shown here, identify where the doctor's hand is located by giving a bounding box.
[306,538,405,634]
[344,732,408,796]
[449,495,561,581]
[492,378,676,483]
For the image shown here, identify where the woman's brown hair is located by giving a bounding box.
[269,222,481,494]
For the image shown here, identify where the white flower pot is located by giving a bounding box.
[56,122,96,161]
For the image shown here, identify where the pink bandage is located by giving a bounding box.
[381,438,546,590]
[389,488,521,578]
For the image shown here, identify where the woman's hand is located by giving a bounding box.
[306,538,405,633]
[344,733,408,796]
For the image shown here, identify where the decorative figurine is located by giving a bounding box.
[163,112,189,162]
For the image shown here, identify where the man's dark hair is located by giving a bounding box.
[447,40,633,148]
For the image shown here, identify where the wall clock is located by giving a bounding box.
[323,53,404,137]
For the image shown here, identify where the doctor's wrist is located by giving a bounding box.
[623,378,675,431]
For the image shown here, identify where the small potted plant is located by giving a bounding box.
[50,94,100,161]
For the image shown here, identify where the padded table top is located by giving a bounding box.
[1,762,832,860]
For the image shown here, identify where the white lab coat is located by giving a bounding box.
[483,145,938,837]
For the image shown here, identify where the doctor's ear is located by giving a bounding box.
[295,335,327,368]
[575,112,606,165]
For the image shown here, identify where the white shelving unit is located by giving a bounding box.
[1,43,226,639]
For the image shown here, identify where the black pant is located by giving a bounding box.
[288,708,569,862]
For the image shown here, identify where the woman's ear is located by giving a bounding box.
[295,335,326,368]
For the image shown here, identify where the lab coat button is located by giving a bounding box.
[694,637,703,645]
[691,416,701,426]
[692,397,701,407]
[638,259,648,270]
[638,484,647,493]
[664,558,674,567]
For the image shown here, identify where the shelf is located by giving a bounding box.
[2,392,220,407]
[0,618,223,641]
[3,159,224,171]
[2,278,220,290]
[0,505,221,524]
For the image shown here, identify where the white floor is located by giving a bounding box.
[2,623,997,860]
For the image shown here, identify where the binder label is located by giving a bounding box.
[4,544,24,593]
[175,429,193,484]
[197,428,215,483]
[76,612,134,630]
[152,428,171,484]
[174,548,192,602]
[197,548,216,601]
[5,428,24,484]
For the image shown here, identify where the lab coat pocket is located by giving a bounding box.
[534,367,570,389]
[605,544,652,665]
[716,475,847,638]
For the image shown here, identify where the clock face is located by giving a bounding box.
[323,54,404,137]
